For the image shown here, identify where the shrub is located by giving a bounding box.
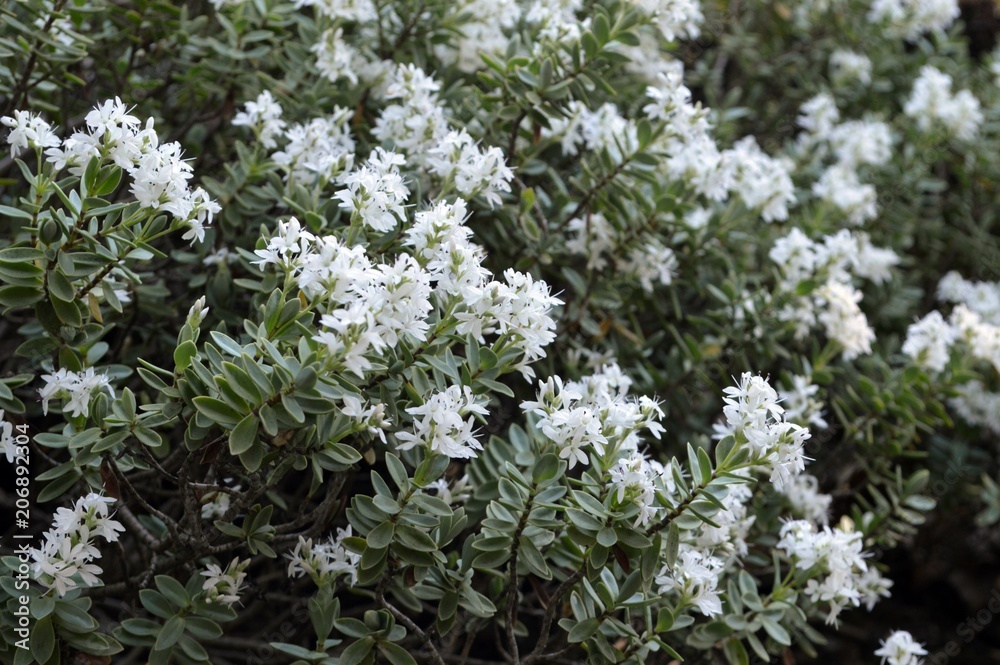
[1,1,998,664]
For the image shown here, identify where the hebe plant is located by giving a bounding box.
[1,1,998,665]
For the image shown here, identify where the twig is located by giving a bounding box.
[521,565,586,665]
[377,576,446,665]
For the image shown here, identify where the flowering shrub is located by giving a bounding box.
[2,0,999,664]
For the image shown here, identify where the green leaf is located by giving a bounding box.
[140,589,174,619]
[655,607,674,632]
[281,392,305,423]
[760,616,791,646]
[0,285,44,308]
[394,524,437,552]
[568,617,601,643]
[664,522,680,568]
[723,637,750,665]
[413,454,449,487]
[193,396,242,425]
[697,447,713,486]
[367,521,395,549]
[155,575,190,608]
[240,440,265,472]
[229,414,259,455]
[340,637,375,665]
[47,269,77,302]
[174,340,198,372]
[0,247,45,262]
[0,205,35,221]
[532,453,561,484]
[596,526,617,547]
[155,616,186,650]
[185,617,223,640]
[379,641,418,665]
[385,453,408,491]
[94,166,123,196]
[30,615,54,663]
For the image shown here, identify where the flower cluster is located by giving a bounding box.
[655,546,725,617]
[256,195,559,382]
[3,98,220,244]
[770,228,898,359]
[904,274,1000,376]
[395,385,489,459]
[904,65,983,142]
[777,520,892,625]
[38,367,115,418]
[426,130,513,208]
[201,557,250,607]
[0,409,17,464]
[780,474,833,526]
[829,50,873,86]
[29,493,125,597]
[335,148,410,232]
[232,90,286,149]
[796,94,893,227]
[428,473,473,505]
[642,67,797,220]
[522,365,665,470]
[780,375,828,430]
[565,211,679,291]
[286,526,362,586]
[716,373,810,490]
[868,0,959,41]
[874,630,928,665]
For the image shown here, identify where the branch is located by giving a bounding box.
[521,564,586,665]
[377,577,447,665]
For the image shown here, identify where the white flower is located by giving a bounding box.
[726,136,796,223]
[780,474,832,525]
[902,311,955,372]
[396,385,489,459]
[829,119,893,169]
[372,64,451,163]
[868,0,959,40]
[719,373,812,491]
[232,91,286,149]
[619,239,679,292]
[777,520,888,624]
[201,557,250,606]
[798,93,840,138]
[272,110,356,185]
[830,50,872,86]
[643,63,692,121]
[38,368,115,418]
[312,27,360,85]
[904,66,982,141]
[187,296,209,328]
[608,451,663,527]
[428,474,473,505]
[632,0,704,41]
[341,395,391,442]
[1,110,60,155]
[780,375,828,429]
[286,526,361,586]
[201,483,239,520]
[656,546,724,617]
[812,164,878,226]
[334,148,409,232]
[30,493,124,597]
[815,281,874,360]
[427,130,513,208]
[875,630,928,665]
[0,410,17,464]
